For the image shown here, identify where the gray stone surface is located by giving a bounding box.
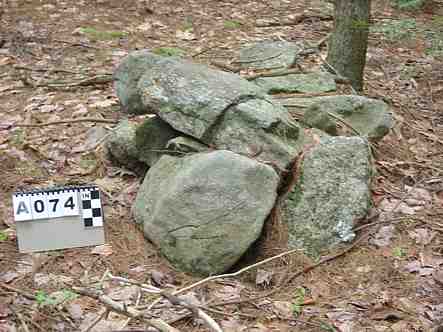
[276,95,393,140]
[166,136,209,154]
[254,72,337,94]
[137,58,265,139]
[105,120,144,171]
[282,136,372,258]
[236,40,302,70]
[210,98,303,169]
[136,116,180,167]
[113,50,170,115]
[133,150,279,276]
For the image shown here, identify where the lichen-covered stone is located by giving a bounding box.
[166,136,209,154]
[113,50,172,114]
[236,40,302,70]
[137,58,265,139]
[136,116,180,167]
[254,72,337,94]
[276,95,393,140]
[105,120,145,172]
[210,98,303,169]
[133,150,279,276]
[282,136,372,257]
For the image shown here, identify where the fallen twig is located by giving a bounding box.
[162,292,222,332]
[325,111,362,136]
[16,312,31,332]
[172,248,300,297]
[72,287,180,332]
[107,273,222,332]
[14,65,83,75]
[53,38,99,49]
[12,117,118,127]
[0,283,37,300]
[38,74,113,88]
[210,60,241,73]
[211,232,369,308]
[256,14,332,27]
[245,68,301,81]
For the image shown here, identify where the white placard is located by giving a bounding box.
[12,194,33,221]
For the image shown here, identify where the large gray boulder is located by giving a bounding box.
[282,136,372,257]
[136,56,265,139]
[133,150,280,276]
[276,95,393,140]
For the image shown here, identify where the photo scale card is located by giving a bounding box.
[12,186,105,253]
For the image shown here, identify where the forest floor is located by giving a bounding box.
[1,0,443,331]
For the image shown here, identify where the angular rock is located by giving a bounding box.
[236,40,302,70]
[133,150,280,276]
[136,116,180,167]
[282,136,372,257]
[166,136,209,154]
[137,58,265,139]
[210,98,303,169]
[253,71,337,94]
[113,50,171,115]
[276,95,393,140]
[105,119,145,171]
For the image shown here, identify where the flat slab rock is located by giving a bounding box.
[236,40,303,70]
[282,136,372,258]
[133,150,280,276]
[253,71,337,94]
[276,95,393,140]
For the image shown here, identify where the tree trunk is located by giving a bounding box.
[326,0,371,91]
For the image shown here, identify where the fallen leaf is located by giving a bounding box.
[256,268,273,287]
[272,301,293,319]
[72,104,88,117]
[136,22,152,31]
[0,271,20,283]
[66,303,84,320]
[213,283,244,302]
[178,292,201,307]
[433,269,443,286]
[221,318,247,332]
[0,303,11,319]
[408,228,435,245]
[151,270,174,287]
[78,312,126,332]
[72,126,108,153]
[248,323,271,332]
[91,244,113,256]
[176,29,196,40]
[370,225,395,247]
[108,285,139,302]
